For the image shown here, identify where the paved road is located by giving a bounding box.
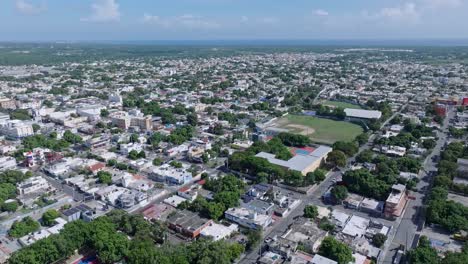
[381,108,453,264]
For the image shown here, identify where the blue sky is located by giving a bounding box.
[1,0,467,41]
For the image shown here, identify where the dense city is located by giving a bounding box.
[0,44,467,264]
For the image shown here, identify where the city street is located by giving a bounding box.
[239,103,410,264]
[381,108,454,263]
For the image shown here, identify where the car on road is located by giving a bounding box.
[393,249,404,264]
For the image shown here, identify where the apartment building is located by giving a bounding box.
[0,98,16,109]
[17,176,51,195]
[384,184,407,218]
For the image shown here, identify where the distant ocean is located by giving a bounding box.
[91,39,468,47]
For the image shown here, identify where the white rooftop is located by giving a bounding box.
[163,195,187,207]
[311,254,337,264]
[255,145,332,172]
[342,215,370,237]
[331,210,350,227]
[200,222,238,241]
[344,108,382,119]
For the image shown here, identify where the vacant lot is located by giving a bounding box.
[274,114,363,144]
[324,100,362,109]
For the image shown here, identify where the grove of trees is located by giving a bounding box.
[9,210,245,264]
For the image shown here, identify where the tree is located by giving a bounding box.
[63,130,82,144]
[318,236,354,264]
[319,217,335,232]
[169,160,182,168]
[1,201,19,212]
[355,133,369,146]
[130,133,139,143]
[246,230,262,251]
[202,153,209,163]
[206,202,225,220]
[372,233,387,248]
[10,109,31,120]
[331,186,348,202]
[332,107,346,120]
[422,139,436,150]
[277,132,311,147]
[256,172,269,184]
[209,123,224,135]
[303,205,319,219]
[9,216,40,238]
[91,220,129,264]
[8,208,245,264]
[0,183,17,204]
[107,159,117,167]
[284,171,304,187]
[32,124,40,133]
[327,150,347,167]
[128,150,139,160]
[343,169,391,201]
[213,191,241,209]
[97,171,112,185]
[332,141,358,156]
[42,209,61,226]
[314,169,327,182]
[406,236,440,264]
[186,113,198,126]
[152,157,163,166]
[356,150,373,163]
[43,99,54,108]
[100,108,110,117]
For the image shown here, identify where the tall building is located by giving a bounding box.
[0,120,34,139]
[384,184,407,218]
[110,111,131,129]
[0,98,16,110]
[110,111,152,131]
[130,115,153,131]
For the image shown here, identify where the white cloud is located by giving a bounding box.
[240,16,249,23]
[15,0,46,15]
[313,9,329,16]
[81,0,121,22]
[421,0,462,9]
[143,13,160,23]
[366,3,421,23]
[142,14,220,30]
[258,17,278,24]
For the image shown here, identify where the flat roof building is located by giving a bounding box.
[200,222,238,241]
[225,206,272,230]
[255,145,332,175]
[344,109,382,120]
[384,184,407,218]
[311,254,337,264]
[167,210,213,238]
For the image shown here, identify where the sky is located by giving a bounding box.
[1,0,467,41]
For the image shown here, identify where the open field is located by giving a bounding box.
[323,100,362,109]
[273,114,363,144]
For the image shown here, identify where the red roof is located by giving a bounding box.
[178,186,190,192]
[88,162,105,172]
[197,179,206,185]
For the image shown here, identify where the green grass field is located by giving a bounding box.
[324,100,362,109]
[278,115,363,144]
